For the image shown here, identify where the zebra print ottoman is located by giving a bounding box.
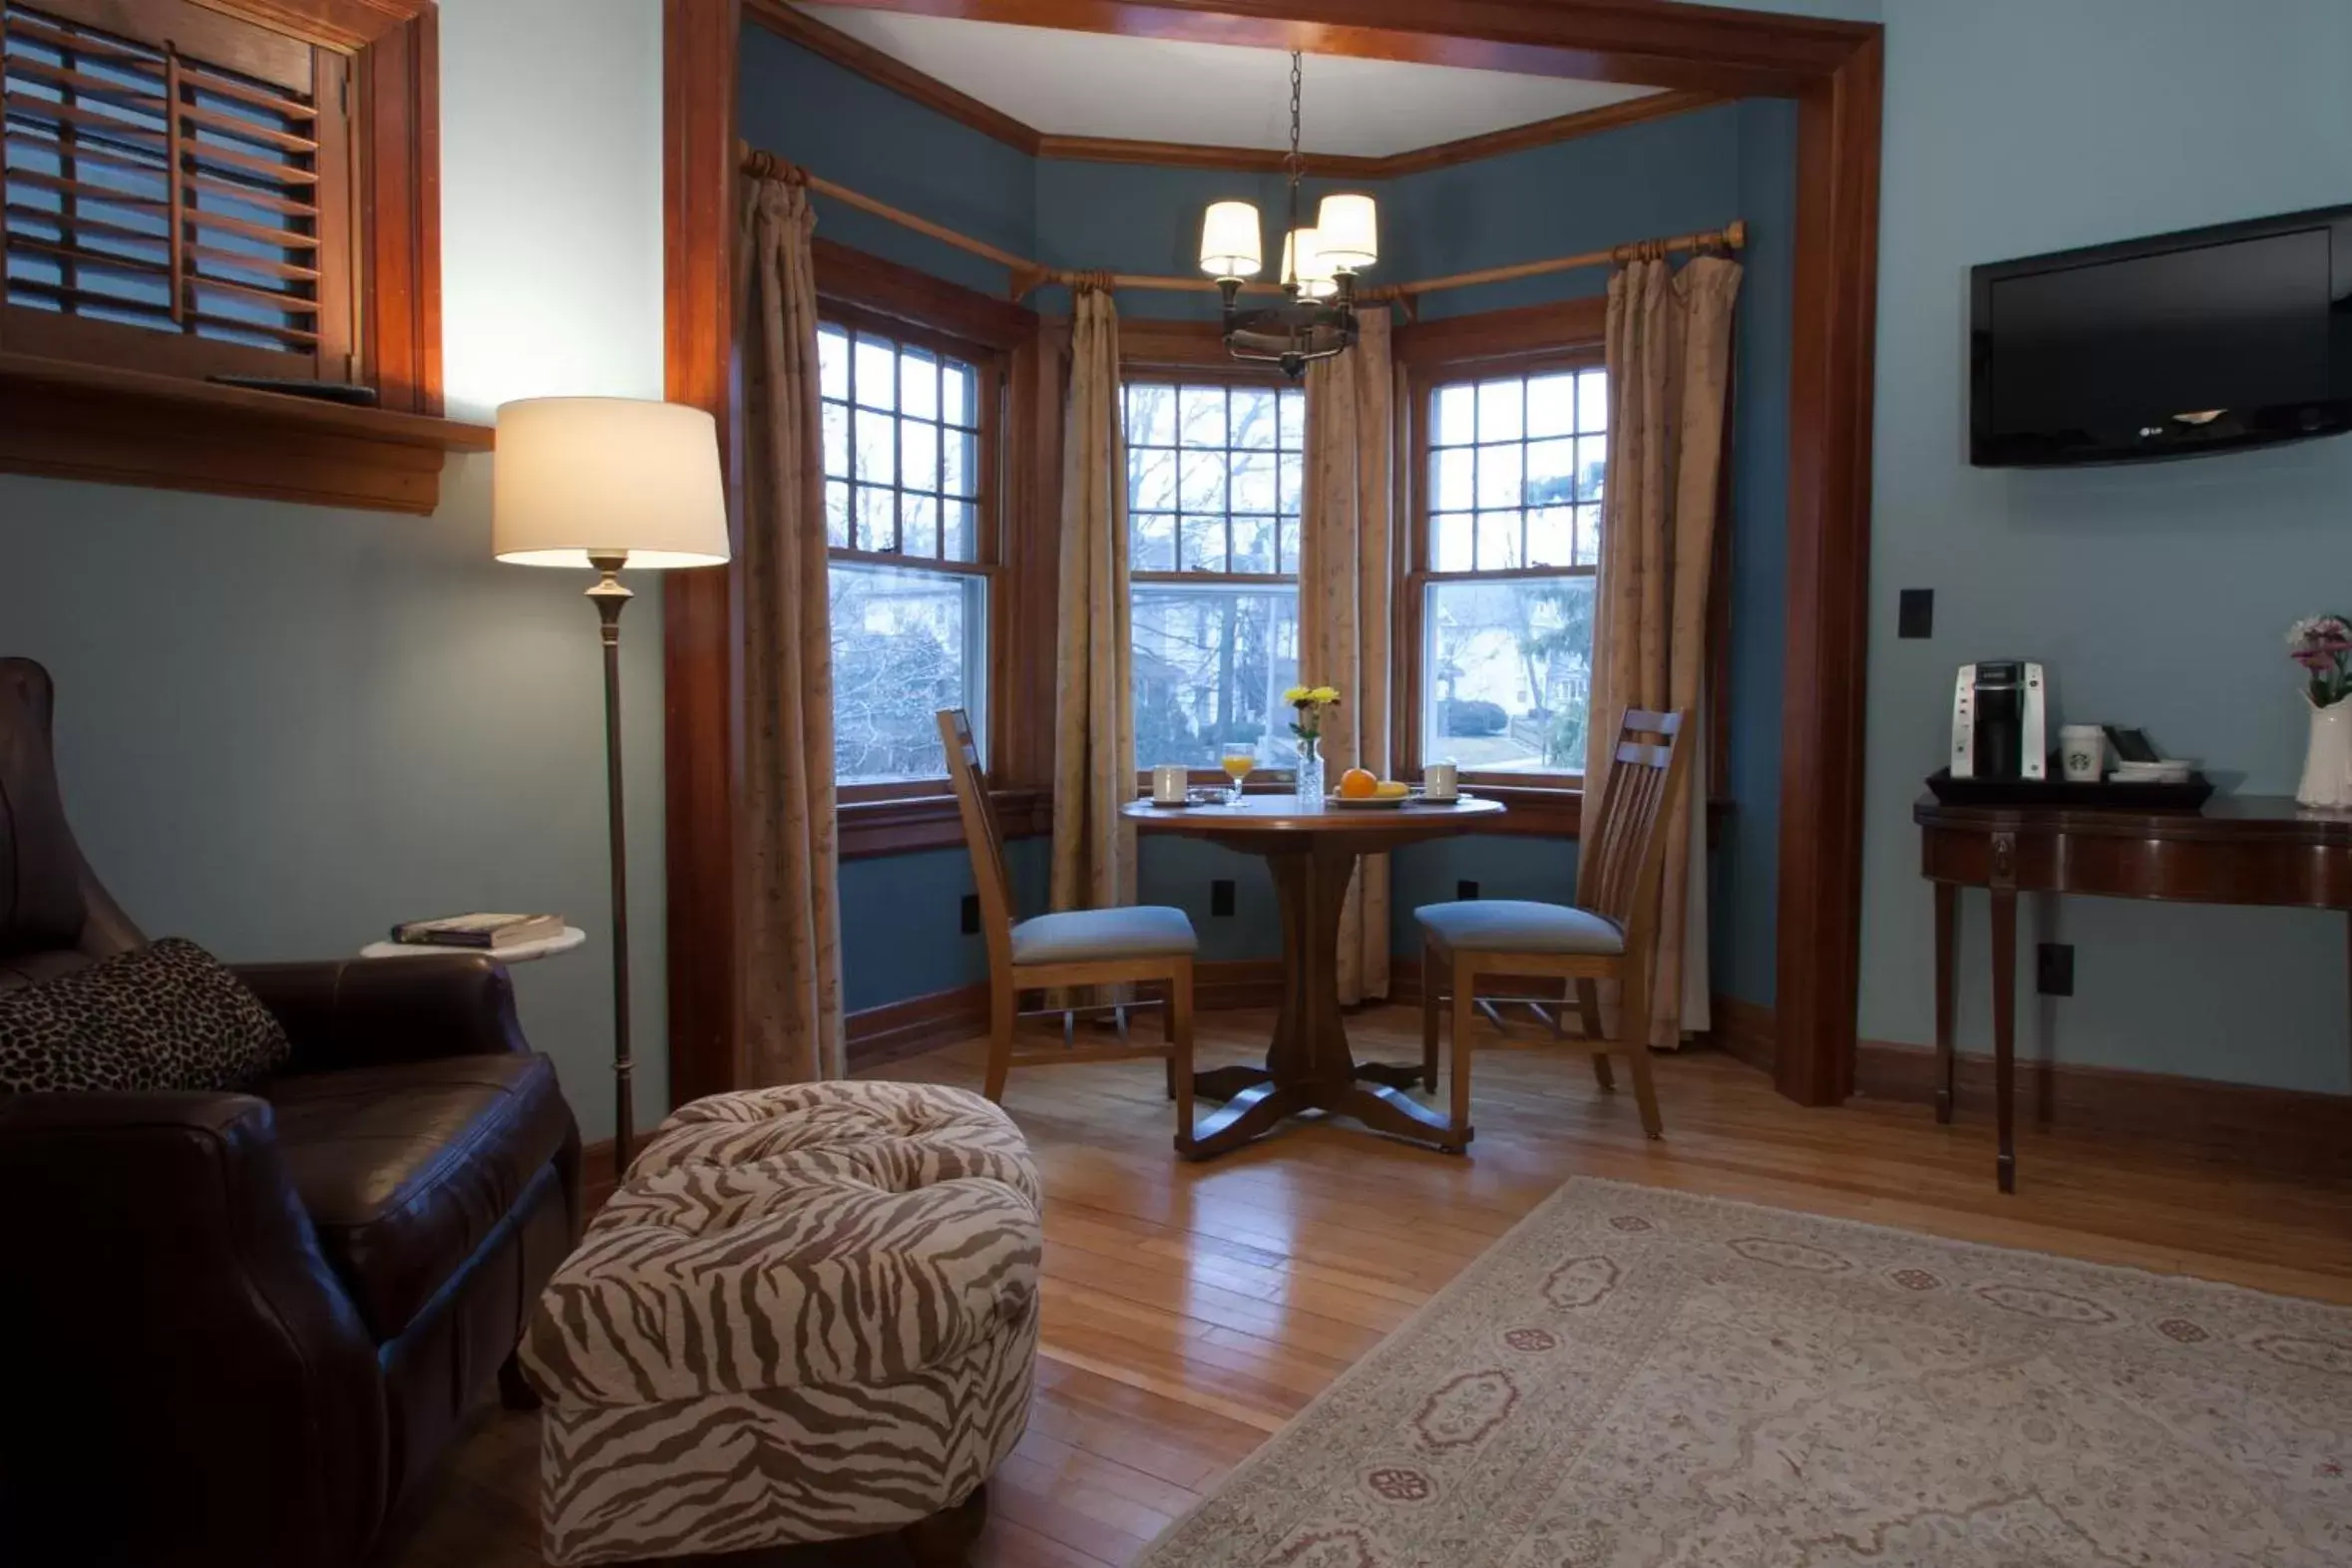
[521,1080,1041,1566]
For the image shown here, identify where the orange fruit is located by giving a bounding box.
[1338,767,1377,799]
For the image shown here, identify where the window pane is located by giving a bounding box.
[1132,582,1301,772]
[1278,516,1301,576]
[1231,388,1278,449]
[819,326,849,400]
[1477,378,1522,442]
[1133,512,1177,572]
[944,501,978,562]
[1232,516,1275,575]
[1128,383,1177,447]
[1435,384,1476,445]
[900,419,939,494]
[1180,449,1228,512]
[854,485,894,552]
[943,361,977,427]
[1232,451,1277,514]
[1421,576,1595,776]
[1527,373,1576,439]
[944,428,978,500]
[1526,437,1574,507]
[1576,436,1608,505]
[1576,504,1603,568]
[822,402,849,480]
[1476,443,1522,509]
[831,562,985,784]
[1577,370,1608,435]
[903,493,940,558]
[1279,453,1304,515]
[855,408,894,484]
[1432,513,1473,573]
[854,335,896,410]
[901,348,939,419]
[1527,506,1574,568]
[1181,514,1227,573]
[1179,385,1226,447]
[1432,447,1473,512]
[1130,447,1177,513]
[825,479,850,549]
[1475,510,1521,571]
[1278,388,1306,447]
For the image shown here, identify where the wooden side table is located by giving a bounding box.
[358,926,588,963]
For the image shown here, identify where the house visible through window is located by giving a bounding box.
[1419,365,1607,779]
[1126,377,1306,774]
[1,0,357,385]
[819,319,990,788]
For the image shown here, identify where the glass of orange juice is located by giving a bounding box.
[1220,743,1256,804]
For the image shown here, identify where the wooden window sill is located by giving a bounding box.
[840,786,1049,860]
[0,353,493,515]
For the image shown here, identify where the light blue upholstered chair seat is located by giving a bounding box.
[1413,900,1624,956]
[1008,906,1198,965]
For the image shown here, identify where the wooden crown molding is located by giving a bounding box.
[202,0,435,51]
[747,1,1725,175]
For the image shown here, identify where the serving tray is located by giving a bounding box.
[1924,767,2213,810]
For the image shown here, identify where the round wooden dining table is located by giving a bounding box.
[1124,792,1507,1159]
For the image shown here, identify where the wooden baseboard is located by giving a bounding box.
[1710,993,1777,1072]
[848,982,991,1072]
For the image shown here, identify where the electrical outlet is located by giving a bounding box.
[1898,588,1934,639]
[960,894,980,936]
[2036,942,2074,996]
[1210,879,1236,918]
[1456,880,1480,901]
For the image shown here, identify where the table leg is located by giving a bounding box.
[1933,880,1957,1125]
[1989,883,2018,1195]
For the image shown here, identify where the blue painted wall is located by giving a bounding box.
[743,30,1796,1011]
[1859,0,2352,1092]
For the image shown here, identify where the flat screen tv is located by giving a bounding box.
[1970,202,2352,467]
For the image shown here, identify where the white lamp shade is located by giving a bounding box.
[493,398,731,570]
[1199,199,1264,280]
[1317,193,1378,272]
[1281,228,1340,299]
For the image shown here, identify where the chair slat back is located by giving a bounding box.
[1574,707,1694,949]
[937,709,1015,969]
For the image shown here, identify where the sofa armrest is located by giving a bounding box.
[237,954,529,1074]
[0,1091,387,1566]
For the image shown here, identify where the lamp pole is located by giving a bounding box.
[587,551,635,1171]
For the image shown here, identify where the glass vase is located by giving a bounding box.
[1295,735,1325,809]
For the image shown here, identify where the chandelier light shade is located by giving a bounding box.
[1207,51,1370,377]
[1316,193,1379,272]
[1199,200,1265,281]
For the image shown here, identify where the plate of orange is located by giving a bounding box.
[1330,769,1412,808]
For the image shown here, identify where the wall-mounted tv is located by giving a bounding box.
[1970,202,2352,467]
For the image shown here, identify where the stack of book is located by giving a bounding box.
[389,913,568,952]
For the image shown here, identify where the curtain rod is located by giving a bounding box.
[739,145,1745,303]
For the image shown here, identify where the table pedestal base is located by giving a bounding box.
[1181,837,1465,1160]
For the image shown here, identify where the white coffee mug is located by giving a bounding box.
[1152,763,1189,804]
[2058,724,2106,783]
[1424,760,1459,802]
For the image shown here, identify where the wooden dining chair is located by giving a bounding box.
[1415,707,1696,1146]
[936,710,1198,1145]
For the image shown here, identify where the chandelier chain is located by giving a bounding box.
[1286,50,1304,186]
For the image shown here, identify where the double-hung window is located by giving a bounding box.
[1412,360,1608,784]
[1125,376,1306,776]
[819,317,993,791]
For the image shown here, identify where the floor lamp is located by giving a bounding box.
[492,397,730,1171]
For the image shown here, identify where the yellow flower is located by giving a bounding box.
[1282,685,1310,704]
[1309,686,1341,705]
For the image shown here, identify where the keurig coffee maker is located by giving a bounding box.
[1950,661,2047,780]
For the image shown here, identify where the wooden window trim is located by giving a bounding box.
[0,0,466,512]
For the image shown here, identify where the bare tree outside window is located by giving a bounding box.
[1422,367,1606,776]
[1125,378,1306,773]
[820,322,988,785]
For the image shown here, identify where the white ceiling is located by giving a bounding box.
[795,5,1664,158]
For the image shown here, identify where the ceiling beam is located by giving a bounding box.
[796,0,1873,96]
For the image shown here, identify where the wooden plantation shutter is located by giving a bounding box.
[1,0,356,385]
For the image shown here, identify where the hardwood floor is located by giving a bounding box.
[377,1007,2352,1567]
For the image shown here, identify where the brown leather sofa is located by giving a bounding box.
[0,657,582,1567]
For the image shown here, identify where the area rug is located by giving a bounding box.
[1133,1178,2352,1567]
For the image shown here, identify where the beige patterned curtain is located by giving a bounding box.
[1585,252,1742,1049]
[1302,309,1394,1003]
[738,172,846,1083]
[1049,286,1136,917]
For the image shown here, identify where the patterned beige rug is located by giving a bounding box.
[1133,1178,2352,1567]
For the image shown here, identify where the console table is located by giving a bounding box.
[1916,793,2352,1192]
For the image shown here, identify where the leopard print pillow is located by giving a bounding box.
[0,938,290,1095]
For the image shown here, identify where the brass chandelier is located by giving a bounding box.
[1198,52,1379,379]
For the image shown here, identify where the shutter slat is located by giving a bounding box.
[187,267,314,316]
[173,62,315,123]
[3,127,169,187]
[1,162,169,210]
[181,138,317,188]
[1,10,167,74]
[7,275,178,326]
[6,55,168,117]
[189,238,319,282]
[185,169,317,221]
[4,90,171,155]
[5,198,167,253]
